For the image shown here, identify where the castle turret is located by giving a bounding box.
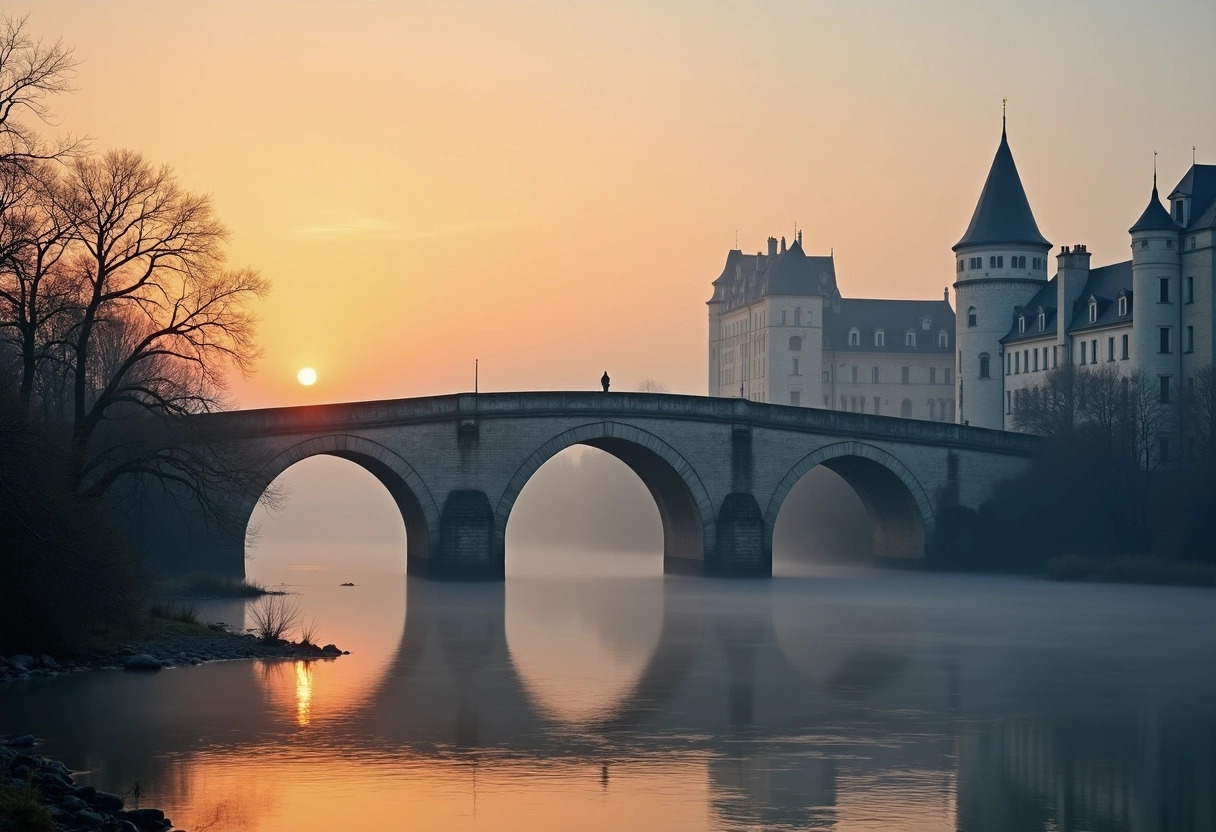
[952,120,1050,428]
[1128,178,1181,451]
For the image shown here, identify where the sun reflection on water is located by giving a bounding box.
[295,661,313,727]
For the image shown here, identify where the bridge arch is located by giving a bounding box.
[765,441,934,562]
[494,421,715,572]
[249,434,439,565]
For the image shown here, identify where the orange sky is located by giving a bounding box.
[28,1,1216,408]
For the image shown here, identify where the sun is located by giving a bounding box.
[297,367,318,386]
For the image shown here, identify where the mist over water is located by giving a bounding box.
[5,456,1215,831]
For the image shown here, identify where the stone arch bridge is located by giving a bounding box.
[128,392,1038,578]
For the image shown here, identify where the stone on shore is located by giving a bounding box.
[123,654,164,671]
[4,733,35,747]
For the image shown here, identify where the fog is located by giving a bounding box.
[246,448,872,580]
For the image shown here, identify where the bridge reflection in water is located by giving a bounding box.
[4,575,1215,831]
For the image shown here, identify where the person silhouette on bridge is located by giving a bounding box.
[601,371,610,392]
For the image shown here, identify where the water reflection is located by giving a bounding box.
[2,572,1215,830]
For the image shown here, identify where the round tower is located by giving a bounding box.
[1128,178,1181,426]
[952,121,1051,429]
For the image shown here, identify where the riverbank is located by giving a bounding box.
[1045,554,1216,588]
[2,735,172,831]
[0,624,347,685]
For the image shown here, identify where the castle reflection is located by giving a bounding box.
[3,573,1214,831]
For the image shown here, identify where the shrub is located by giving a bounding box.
[159,571,273,598]
[148,601,200,625]
[249,594,301,642]
[0,780,55,832]
[0,420,147,655]
[298,618,320,648]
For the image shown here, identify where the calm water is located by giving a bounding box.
[4,562,1216,831]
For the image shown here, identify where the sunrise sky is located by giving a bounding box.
[29,0,1216,409]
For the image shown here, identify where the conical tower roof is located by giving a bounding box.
[1129,182,1176,233]
[953,126,1050,251]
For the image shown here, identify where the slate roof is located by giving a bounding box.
[1167,164,1216,231]
[1000,261,1134,344]
[708,239,839,310]
[1129,185,1177,233]
[824,299,955,353]
[954,128,1051,251]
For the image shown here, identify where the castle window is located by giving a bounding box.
[789,335,802,351]
[1006,352,1011,375]
[872,366,879,383]
[967,307,977,327]
[944,368,952,385]
[794,307,802,325]
[1160,376,1171,404]
[848,328,860,346]
[930,367,937,384]
[1118,295,1128,316]
[1159,327,1171,354]
[1038,311,1045,331]
[789,391,800,406]
[1018,315,1026,333]
[1088,299,1098,323]
[1033,350,1039,371]
[851,365,859,382]
[874,329,885,347]
[1174,201,1184,222]
[840,396,847,410]
[1080,341,1087,364]
[1006,391,1012,414]
[902,366,910,384]
[1186,325,1194,353]
[781,310,787,325]
[921,315,932,331]
[823,370,831,383]
[905,331,916,347]
[1192,236,1198,250]
[957,259,964,273]
[1108,337,1114,361]
[929,400,937,420]
[1140,239,1149,249]
[900,399,912,417]
[1121,334,1128,359]
[938,331,948,348]
[792,357,801,375]
[1015,352,1020,373]
[1159,278,1170,303]
[979,353,990,378]
[1186,276,1194,303]
[874,396,881,414]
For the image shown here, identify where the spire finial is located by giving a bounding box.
[1002,98,1007,137]
[1194,145,1198,165]
[1153,150,1158,193]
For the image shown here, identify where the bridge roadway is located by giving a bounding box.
[122,391,1039,578]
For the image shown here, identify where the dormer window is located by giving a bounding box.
[1038,311,1046,331]
[1118,294,1128,316]
[874,329,885,347]
[937,331,948,348]
[1018,315,1026,333]
[921,315,931,331]
[1088,298,1098,323]
[848,328,860,346]
[905,330,916,348]
[1173,200,1185,223]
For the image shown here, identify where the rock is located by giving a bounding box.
[116,821,140,832]
[118,807,166,827]
[37,653,58,669]
[123,654,163,671]
[92,790,124,811]
[321,644,341,654]
[34,769,72,790]
[340,582,355,586]
[71,784,97,802]
[62,795,88,810]
[75,808,107,824]
[9,654,33,671]
[5,733,35,747]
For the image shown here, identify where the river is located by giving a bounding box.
[3,557,1215,831]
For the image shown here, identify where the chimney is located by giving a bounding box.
[780,236,787,253]
[766,236,778,257]
[943,287,949,302]
[1056,244,1091,341]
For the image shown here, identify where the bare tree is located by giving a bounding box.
[0,159,77,415]
[1126,369,1168,473]
[636,378,670,393]
[1011,363,1076,437]
[0,14,80,165]
[56,149,268,508]
[1184,365,1216,464]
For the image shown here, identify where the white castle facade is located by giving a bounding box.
[708,121,1216,462]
